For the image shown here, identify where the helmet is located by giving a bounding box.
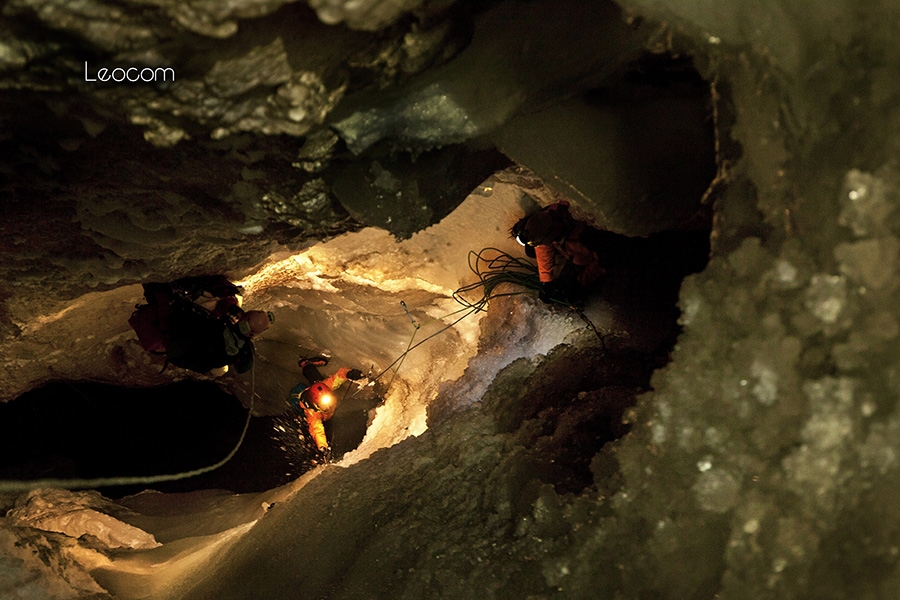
[238,310,274,337]
[306,382,335,411]
[512,217,530,246]
[523,210,566,246]
[511,217,537,258]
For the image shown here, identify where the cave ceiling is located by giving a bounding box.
[0,0,717,331]
[0,0,723,411]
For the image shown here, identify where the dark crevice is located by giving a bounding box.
[485,51,719,496]
[1,377,383,497]
[0,381,282,497]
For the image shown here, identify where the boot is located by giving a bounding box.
[298,355,329,368]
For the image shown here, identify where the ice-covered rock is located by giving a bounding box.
[7,488,161,550]
[308,0,427,30]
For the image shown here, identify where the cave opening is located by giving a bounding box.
[0,380,274,496]
[0,376,383,498]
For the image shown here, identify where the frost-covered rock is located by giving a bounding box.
[7,488,160,550]
[308,0,427,30]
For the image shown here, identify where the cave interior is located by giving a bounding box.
[0,0,765,597]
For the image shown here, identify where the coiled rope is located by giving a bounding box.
[453,247,543,310]
[361,247,610,392]
[356,248,547,392]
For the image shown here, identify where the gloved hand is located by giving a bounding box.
[346,369,364,380]
[538,280,558,304]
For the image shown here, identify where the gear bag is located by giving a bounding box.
[128,303,166,353]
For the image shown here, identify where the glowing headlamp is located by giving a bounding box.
[513,222,531,247]
[318,393,334,407]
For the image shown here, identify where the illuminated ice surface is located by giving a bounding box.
[0,182,655,599]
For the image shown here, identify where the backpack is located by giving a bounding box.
[164,304,230,373]
[131,279,254,374]
[128,303,166,353]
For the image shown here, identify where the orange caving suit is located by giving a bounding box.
[533,206,605,287]
[303,367,352,451]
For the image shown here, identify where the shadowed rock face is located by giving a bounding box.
[0,0,714,308]
[8,0,900,599]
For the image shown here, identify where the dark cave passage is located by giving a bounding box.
[0,218,711,500]
[0,0,892,596]
[0,379,365,497]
